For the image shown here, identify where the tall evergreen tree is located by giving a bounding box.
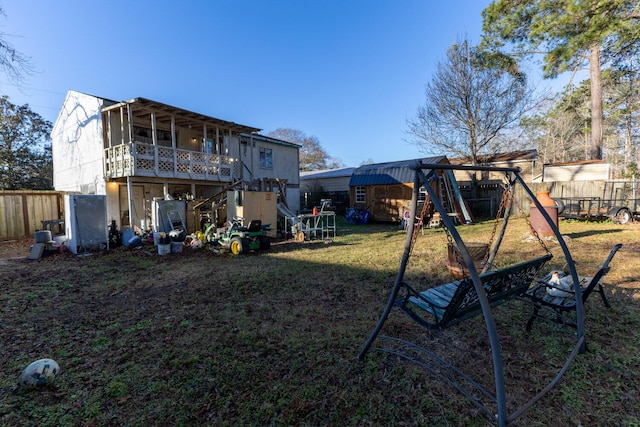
[481,0,640,160]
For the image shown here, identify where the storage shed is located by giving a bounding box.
[348,156,450,222]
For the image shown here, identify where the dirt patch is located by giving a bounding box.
[0,238,33,263]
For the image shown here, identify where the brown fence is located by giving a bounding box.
[0,191,64,240]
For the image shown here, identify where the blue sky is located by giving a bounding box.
[1,0,549,167]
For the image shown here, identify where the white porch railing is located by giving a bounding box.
[104,142,240,182]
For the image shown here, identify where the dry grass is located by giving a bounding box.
[0,217,638,426]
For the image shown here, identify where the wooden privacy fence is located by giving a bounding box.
[0,191,64,241]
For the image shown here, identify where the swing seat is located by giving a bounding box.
[396,254,553,329]
[524,243,622,331]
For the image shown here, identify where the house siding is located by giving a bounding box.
[51,91,107,195]
[51,90,300,230]
[543,163,610,181]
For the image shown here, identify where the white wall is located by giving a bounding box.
[51,91,106,194]
[543,163,611,181]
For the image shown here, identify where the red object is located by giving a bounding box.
[530,190,558,236]
[312,207,318,216]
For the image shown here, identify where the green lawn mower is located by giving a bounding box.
[203,216,271,255]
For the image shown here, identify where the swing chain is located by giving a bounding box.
[445,174,514,279]
[483,178,513,264]
[409,195,435,256]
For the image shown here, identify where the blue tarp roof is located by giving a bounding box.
[349,156,448,186]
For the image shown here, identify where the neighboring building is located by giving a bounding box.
[541,160,611,182]
[450,149,539,184]
[51,90,300,231]
[299,167,355,213]
[348,156,450,222]
[448,150,541,218]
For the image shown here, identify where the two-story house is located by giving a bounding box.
[51,90,300,231]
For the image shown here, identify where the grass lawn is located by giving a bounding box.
[0,216,638,426]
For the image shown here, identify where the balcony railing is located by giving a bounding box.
[104,141,240,182]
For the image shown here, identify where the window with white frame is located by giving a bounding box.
[259,147,273,169]
[355,186,366,203]
[419,186,427,201]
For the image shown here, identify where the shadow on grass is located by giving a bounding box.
[562,228,624,239]
[0,219,638,427]
[270,240,351,252]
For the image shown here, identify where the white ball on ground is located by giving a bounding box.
[18,358,60,388]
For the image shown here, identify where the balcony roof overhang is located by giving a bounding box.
[102,97,261,134]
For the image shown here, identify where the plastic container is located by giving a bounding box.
[121,227,134,247]
[156,233,171,245]
[34,230,52,243]
[170,242,183,253]
[158,244,171,255]
[128,236,142,247]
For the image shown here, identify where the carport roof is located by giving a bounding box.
[102,97,261,134]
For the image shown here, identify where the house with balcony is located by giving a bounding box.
[51,90,300,231]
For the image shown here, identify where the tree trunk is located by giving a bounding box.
[589,44,603,160]
[625,120,632,171]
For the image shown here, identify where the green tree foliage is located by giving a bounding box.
[267,128,342,171]
[407,37,535,165]
[481,0,640,160]
[0,96,53,189]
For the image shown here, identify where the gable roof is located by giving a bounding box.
[349,156,448,186]
[300,167,356,179]
[449,149,538,165]
[543,159,605,167]
[241,133,301,149]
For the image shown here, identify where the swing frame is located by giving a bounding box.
[357,161,589,426]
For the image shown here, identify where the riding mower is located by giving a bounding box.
[203,216,271,255]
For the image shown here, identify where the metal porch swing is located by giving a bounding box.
[357,161,592,426]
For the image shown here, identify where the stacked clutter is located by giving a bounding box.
[156,232,172,255]
[446,242,489,280]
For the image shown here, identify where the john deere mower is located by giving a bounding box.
[203,216,271,255]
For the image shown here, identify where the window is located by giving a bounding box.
[419,186,427,201]
[203,139,214,154]
[259,147,273,169]
[355,186,366,203]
